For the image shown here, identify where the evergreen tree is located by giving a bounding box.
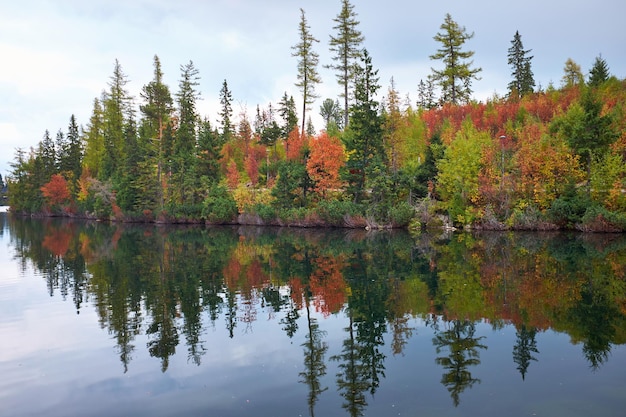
[327,0,364,128]
[140,55,174,210]
[319,98,343,131]
[39,130,57,181]
[64,115,83,184]
[172,61,201,207]
[588,54,610,87]
[82,97,105,178]
[429,14,482,105]
[343,49,385,203]
[292,8,321,136]
[197,118,221,182]
[54,129,67,172]
[416,76,436,109]
[561,58,584,88]
[219,79,234,142]
[278,92,298,137]
[102,59,132,180]
[507,31,535,98]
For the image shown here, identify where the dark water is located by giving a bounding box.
[1,213,625,417]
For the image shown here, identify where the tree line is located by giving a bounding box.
[8,0,626,231]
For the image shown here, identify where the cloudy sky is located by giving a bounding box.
[1,0,624,176]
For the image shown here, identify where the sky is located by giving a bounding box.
[1,0,625,177]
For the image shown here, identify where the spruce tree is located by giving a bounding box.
[507,31,535,98]
[429,14,481,105]
[292,8,321,136]
[327,0,364,128]
[343,49,384,203]
[219,79,233,142]
[102,59,132,180]
[588,55,610,87]
[140,55,173,209]
[278,92,298,137]
[172,61,201,207]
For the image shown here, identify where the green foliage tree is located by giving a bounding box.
[507,31,535,98]
[64,115,83,186]
[197,118,222,182]
[292,8,321,136]
[343,49,385,204]
[102,59,132,180]
[219,79,234,142]
[416,76,436,109]
[327,0,364,128]
[436,120,490,225]
[319,98,343,131]
[552,88,617,187]
[140,55,174,210]
[588,55,610,87]
[430,14,482,105]
[171,61,201,209]
[278,92,299,137]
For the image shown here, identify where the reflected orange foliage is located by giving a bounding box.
[42,227,73,257]
[309,255,347,317]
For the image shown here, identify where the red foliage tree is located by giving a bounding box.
[40,174,71,208]
[306,132,345,197]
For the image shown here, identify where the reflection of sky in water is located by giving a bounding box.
[2,218,626,417]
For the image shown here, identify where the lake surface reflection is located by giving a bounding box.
[1,213,625,417]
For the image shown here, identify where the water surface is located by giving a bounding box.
[1,213,625,416]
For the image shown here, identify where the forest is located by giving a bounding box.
[7,2,626,232]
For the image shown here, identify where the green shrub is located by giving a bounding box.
[202,185,238,224]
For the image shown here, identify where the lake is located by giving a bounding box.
[1,212,625,417]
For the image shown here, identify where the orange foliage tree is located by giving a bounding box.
[40,174,72,209]
[306,132,345,197]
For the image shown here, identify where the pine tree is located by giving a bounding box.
[429,14,481,105]
[327,0,364,128]
[507,31,535,98]
[588,55,610,87]
[292,8,321,136]
[219,79,234,142]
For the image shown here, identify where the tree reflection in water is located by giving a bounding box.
[7,215,626,415]
[432,319,487,406]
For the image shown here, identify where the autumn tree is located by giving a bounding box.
[82,97,105,178]
[327,0,364,128]
[41,174,71,209]
[507,31,535,98]
[430,14,482,105]
[561,58,584,88]
[306,131,345,197]
[292,8,321,136]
